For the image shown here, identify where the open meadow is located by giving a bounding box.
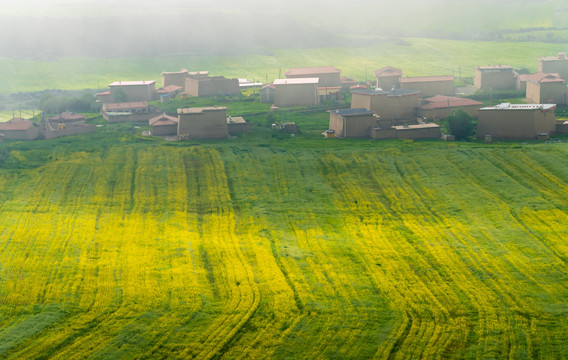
[1,124,568,358]
[1,38,568,94]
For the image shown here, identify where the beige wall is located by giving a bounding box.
[370,128,396,139]
[1,127,40,140]
[41,125,96,139]
[286,73,340,87]
[474,69,515,90]
[329,113,377,138]
[152,124,177,136]
[110,84,156,102]
[395,126,441,139]
[178,108,228,139]
[185,77,240,97]
[401,80,454,97]
[476,109,556,139]
[352,92,419,120]
[538,60,568,81]
[274,83,319,107]
[376,76,400,90]
[350,93,372,111]
[526,81,566,104]
[162,72,187,88]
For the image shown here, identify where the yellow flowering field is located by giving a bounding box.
[0,139,568,359]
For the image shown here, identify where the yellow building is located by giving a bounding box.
[474,65,516,90]
[400,75,454,97]
[525,73,566,105]
[328,108,377,138]
[419,95,483,119]
[273,78,320,107]
[538,53,568,81]
[374,66,403,90]
[476,103,556,139]
[284,66,341,87]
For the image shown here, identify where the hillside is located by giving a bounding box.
[0,129,568,358]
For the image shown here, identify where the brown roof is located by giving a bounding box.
[520,72,562,83]
[400,75,454,83]
[104,102,148,111]
[149,113,178,126]
[374,66,403,78]
[420,95,483,110]
[284,66,341,76]
[476,65,513,70]
[163,85,183,92]
[48,112,86,122]
[261,82,275,90]
[0,118,35,131]
[178,107,226,115]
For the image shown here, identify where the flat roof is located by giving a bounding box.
[351,88,421,96]
[178,106,227,114]
[329,108,375,116]
[476,65,513,71]
[274,78,319,85]
[480,103,556,111]
[284,66,340,76]
[109,80,156,86]
[104,102,148,110]
[420,95,483,109]
[400,75,454,83]
[393,123,440,130]
[227,116,246,124]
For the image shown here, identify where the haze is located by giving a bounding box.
[1,0,566,58]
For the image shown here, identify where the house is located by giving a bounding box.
[517,72,561,91]
[108,80,157,102]
[538,53,568,81]
[419,95,483,119]
[102,101,153,123]
[328,108,378,138]
[340,76,357,91]
[227,116,251,134]
[284,66,341,87]
[184,74,239,97]
[0,118,40,140]
[149,113,178,136]
[476,103,556,139]
[374,66,403,90]
[318,87,342,102]
[392,123,441,139]
[156,85,183,100]
[350,88,421,122]
[162,69,189,88]
[260,83,275,103]
[177,107,228,140]
[273,78,320,107]
[474,65,516,90]
[525,73,566,105]
[400,75,454,97]
[48,112,87,128]
[238,79,263,89]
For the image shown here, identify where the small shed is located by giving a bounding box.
[149,113,178,136]
[227,116,251,135]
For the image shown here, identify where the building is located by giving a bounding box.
[284,66,341,87]
[156,85,183,100]
[260,83,275,103]
[238,78,263,89]
[392,123,441,139]
[351,88,421,122]
[400,75,454,97]
[538,53,568,81]
[149,113,178,136]
[162,69,189,88]
[184,74,239,97]
[108,81,156,102]
[273,78,320,107]
[102,101,152,123]
[476,103,556,139]
[419,95,483,119]
[227,116,251,134]
[328,108,378,138]
[374,66,403,90]
[0,118,40,140]
[177,107,228,140]
[48,112,87,128]
[474,65,516,90]
[525,73,566,105]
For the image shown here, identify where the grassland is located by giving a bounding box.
[2,38,568,94]
[0,123,568,358]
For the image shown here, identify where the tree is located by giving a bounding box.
[443,109,474,140]
[112,87,129,103]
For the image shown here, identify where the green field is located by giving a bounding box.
[2,38,568,94]
[0,122,568,358]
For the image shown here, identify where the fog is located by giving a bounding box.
[0,0,565,58]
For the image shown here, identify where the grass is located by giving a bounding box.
[0,120,568,358]
[2,38,568,95]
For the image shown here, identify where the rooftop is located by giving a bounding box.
[393,123,440,130]
[161,69,189,75]
[420,95,483,109]
[48,112,86,122]
[178,106,227,115]
[374,66,403,78]
[274,78,319,85]
[351,88,421,96]
[0,118,35,131]
[476,65,513,71]
[480,103,556,111]
[520,72,564,83]
[284,66,341,76]
[227,116,246,124]
[109,80,156,86]
[149,113,178,126]
[104,102,148,111]
[400,75,454,83]
[538,52,568,61]
[329,108,375,117]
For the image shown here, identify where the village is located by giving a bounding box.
[2,53,568,143]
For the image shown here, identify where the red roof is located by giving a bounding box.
[420,95,483,110]
[261,82,275,90]
[400,75,454,83]
[284,66,341,76]
[374,66,403,78]
[0,118,35,131]
[149,113,178,126]
[48,112,86,122]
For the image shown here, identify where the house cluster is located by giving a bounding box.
[0,112,96,141]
